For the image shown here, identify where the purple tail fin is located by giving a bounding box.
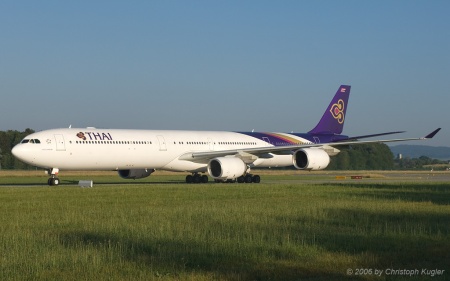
[308,85,351,135]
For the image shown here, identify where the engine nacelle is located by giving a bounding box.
[293,148,330,170]
[207,157,247,180]
[118,169,155,179]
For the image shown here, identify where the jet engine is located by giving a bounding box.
[207,157,247,180]
[293,148,330,170]
[118,169,155,179]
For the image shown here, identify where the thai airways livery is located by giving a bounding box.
[12,85,440,186]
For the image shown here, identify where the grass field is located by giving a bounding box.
[0,171,449,280]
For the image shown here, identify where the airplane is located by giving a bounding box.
[11,85,441,186]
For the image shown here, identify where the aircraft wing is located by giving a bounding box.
[336,131,405,141]
[178,128,441,163]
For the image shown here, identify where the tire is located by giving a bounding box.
[193,174,201,184]
[244,174,253,183]
[48,178,60,186]
[201,175,209,183]
[252,175,260,183]
[186,175,193,183]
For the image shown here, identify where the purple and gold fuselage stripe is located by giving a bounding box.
[264,133,303,144]
[237,132,309,146]
[237,131,349,146]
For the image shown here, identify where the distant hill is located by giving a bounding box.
[389,145,450,160]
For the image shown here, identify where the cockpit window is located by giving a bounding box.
[21,139,41,144]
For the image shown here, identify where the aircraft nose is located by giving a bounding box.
[12,143,39,166]
[12,145,20,158]
[12,145,27,162]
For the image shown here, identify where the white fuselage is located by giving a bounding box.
[12,128,311,172]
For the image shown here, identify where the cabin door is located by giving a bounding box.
[54,134,66,151]
[208,138,214,151]
[156,135,167,151]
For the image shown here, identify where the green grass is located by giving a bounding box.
[0,172,449,280]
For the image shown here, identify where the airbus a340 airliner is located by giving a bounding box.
[12,85,440,186]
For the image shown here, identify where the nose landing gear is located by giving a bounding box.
[47,177,60,186]
[46,168,60,186]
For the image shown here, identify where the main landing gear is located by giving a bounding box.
[46,168,60,186]
[215,174,260,183]
[186,173,209,184]
[237,174,260,183]
[185,173,261,184]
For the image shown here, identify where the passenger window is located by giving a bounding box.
[21,139,30,143]
[34,139,41,144]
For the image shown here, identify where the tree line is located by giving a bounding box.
[0,129,35,170]
[326,143,395,170]
[327,143,448,170]
[394,155,448,170]
[0,129,447,170]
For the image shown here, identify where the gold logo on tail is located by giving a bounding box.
[330,99,345,124]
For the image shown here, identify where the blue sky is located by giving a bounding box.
[1,1,448,146]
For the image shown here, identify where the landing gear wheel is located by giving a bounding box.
[193,174,201,183]
[46,168,60,186]
[237,176,245,183]
[48,177,60,186]
[252,175,260,183]
[187,173,209,184]
[244,174,253,183]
